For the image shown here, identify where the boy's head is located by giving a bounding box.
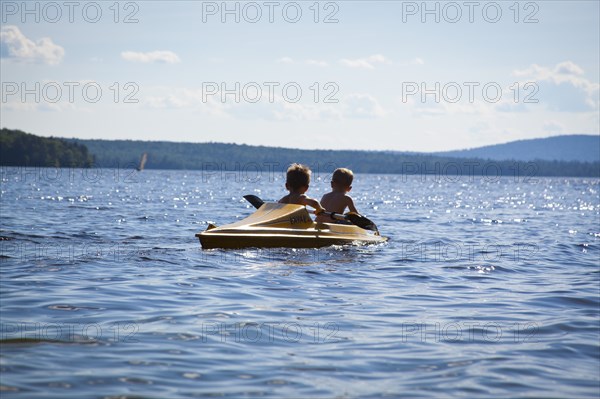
[331,168,353,191]
[286,163,311,191]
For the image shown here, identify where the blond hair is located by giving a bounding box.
[332,168,353,187]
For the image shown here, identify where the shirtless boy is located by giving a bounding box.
[316,168,358,223]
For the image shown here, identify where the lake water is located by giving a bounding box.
[1,167,599,398]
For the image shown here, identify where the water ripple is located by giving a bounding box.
[1,170,598,398]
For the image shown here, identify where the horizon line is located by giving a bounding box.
[3,127,597,155]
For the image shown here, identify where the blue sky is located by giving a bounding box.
[1,0,599,151]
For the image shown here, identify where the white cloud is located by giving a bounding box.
[343,94,386,118]
[543,120,564,133]
[38,102,68,112]
[399,91,495,118]
[513,61,587,84]
[0,25,64,65]
[555,61,584,76]
[279,55,418,69]
[495,101,529,113]
[232,93,385,121]
[143,88,229,117]
[263,94,386,121]
[1,102,37,111]
[270,101,337,122]
[227,93,342,122]
[398,61,598,117]
[2,100,74,112]
[145,95,190,109]
[397,57,425,66]
[512,61,598,112]
[121,50,181,64]
[2,79,99,112]
[306,59,328,67]
[142,85,389,122]
[339,54,390,69]
[468,121,491,135]
[406,98,447,117]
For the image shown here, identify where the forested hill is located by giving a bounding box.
[76,137,599,177]
[0,128,93,167]
[1,129,598,177]
[437,135,600,162]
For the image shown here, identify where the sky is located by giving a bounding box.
[1,0,599,151]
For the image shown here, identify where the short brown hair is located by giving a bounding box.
[286,163,311,189]
[332,168,353,187]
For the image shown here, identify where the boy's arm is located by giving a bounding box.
[303,197,325,214]
[346,196,358,214]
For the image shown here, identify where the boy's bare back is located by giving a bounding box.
[320,191,357,214]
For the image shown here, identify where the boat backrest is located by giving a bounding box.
[227,202,314,229]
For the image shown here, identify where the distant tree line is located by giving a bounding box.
[77,138,600,178]
[1,128,93,167]
[1,129,598,177]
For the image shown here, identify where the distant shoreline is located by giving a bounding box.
[1,128,599,177]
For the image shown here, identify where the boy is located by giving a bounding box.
[316,168,358,223]
[279,163,325,215]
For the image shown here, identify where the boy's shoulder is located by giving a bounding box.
[322,190,351,199]
[279,193,291,203]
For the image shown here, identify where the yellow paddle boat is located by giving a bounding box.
[196,196,387,249]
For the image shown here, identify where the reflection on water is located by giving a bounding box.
[1,168,599,397]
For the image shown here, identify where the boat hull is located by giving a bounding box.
[197,226,386,249]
